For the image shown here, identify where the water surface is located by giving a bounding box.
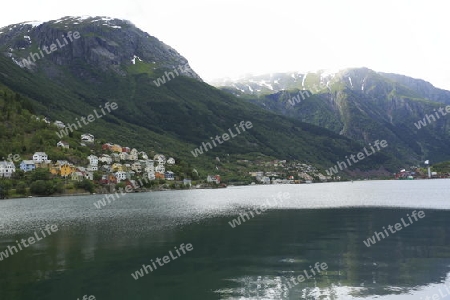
[1,180,450,299]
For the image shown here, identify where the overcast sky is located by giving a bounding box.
[1,0,448,89]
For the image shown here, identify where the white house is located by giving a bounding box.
[33,152,48,163]
[207,175,221,184]
[81,133,94,143]
[0,161,15,178]
[87,155,98,166]
[167,157,175,165]
[84,171,94,181]
[54,120,65,128]
[155,164,165,174]
[144,168,156,180]
[131,162,142,173]
[129,148,138,161]
[139,152,148,159]
[57,141,69,149]
[144,159,154,167]
[119,152,129,161]
[115,171,127,182]
[111,153,120,162]
[99,154,112,164]
[87,165,98,172]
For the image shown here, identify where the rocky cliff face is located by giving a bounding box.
[0,16,201,80]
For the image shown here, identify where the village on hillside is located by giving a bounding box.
[0,123,223,198]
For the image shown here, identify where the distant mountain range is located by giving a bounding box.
[213,68,450,165]
[0,16,401,179]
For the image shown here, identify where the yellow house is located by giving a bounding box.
[60,164,75,177]
[50,166,60,175]
[110,144,122,153]
[111,163,123,172]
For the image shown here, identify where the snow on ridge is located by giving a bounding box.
[22,21,44,28]
[348,77,353,88]
[102,24,121,29]
[259,81,273,91]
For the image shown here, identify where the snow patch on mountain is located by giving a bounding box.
[22,21,43,27]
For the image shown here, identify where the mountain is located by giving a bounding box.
[214,68,450,164]
[0,17,399,179]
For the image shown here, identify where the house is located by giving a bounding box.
[99,154,112,164]
[71,171,84,182]
[145,170,156,181]
[111,153,120,162]
[129,148,138,161]
[164,171,175,181]
[122,147,131,153]
[54,120,66,128]
[51,160,70,175]
[111,163,123,172]
[155,164,165,174]
[87,165,98,172]
[84,171,93,181]
[131,162,142,173]
[139,152,148,159]
[81,133,94,143]
[115,171,127,182]
[183,179,192,186]
[119,152,129,161]
[154,154,166,164]
[155,172,165,180]
[110,144,122,153]
[167,157,175,165]
[207,175,221,184]
[57,141,70,149]
[0,161,15,178]
[144,162,155,181]
[87,155,98,166]
[20,160,36,172]
[60,163,75,177]
[102,143,114,151]
[33,152,48,163]
[144,159,154,167]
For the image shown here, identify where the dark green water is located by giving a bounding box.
[1,180,450,299]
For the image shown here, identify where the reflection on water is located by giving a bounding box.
[0,181,449,299]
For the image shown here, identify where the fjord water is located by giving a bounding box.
[1,180,450,300]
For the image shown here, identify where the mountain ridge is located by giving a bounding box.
[0,16,401,179]
[215,68,450,164]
